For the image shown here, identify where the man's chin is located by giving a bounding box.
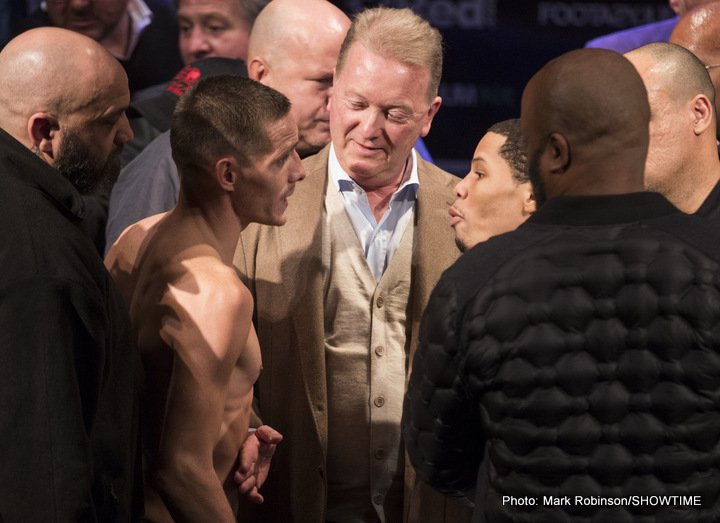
[296,136,330,159]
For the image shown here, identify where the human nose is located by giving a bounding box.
[289,150,305,183]
[115,113,133,145]
[455,174,470,198]
[357,108,383,137]
[68,0,91,11]
[186,28,211,59]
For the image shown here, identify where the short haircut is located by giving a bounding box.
[487,119,528,185]
[171,75,291,177]
[240,0,271,27]
[335,7,443,102]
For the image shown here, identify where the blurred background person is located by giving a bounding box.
[123,0,269,166]
[669,0,720,139]
[585,0,711,53]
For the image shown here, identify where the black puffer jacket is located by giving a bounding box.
[403,193,720,523]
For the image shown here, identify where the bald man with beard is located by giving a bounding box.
[403,48,720,522]
[625,43,720,217]
[0,28,140,521]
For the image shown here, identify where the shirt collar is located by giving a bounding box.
[328,143,419,200]
[0,128,85,220]
[124,0,153,60]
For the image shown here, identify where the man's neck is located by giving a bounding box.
[674,173,720,214]
[174,193,243,266]
[353,157,410,223]
[671,150,720,213]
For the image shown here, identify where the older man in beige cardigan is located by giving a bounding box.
[234,7,471,523]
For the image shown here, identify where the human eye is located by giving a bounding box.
[345,98,366,111]
[386,109,411,124]
[314,75,333,88]
[178,20,192,35]
[100,110,124,128]
[274,148,294,168]
[205,19,227,35]
[474,170,485,179]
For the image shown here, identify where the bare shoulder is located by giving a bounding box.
[104,212,167,274]
[176,259,252,313]
[161,259,253,364]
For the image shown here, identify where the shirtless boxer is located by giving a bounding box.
[105,75,304,521]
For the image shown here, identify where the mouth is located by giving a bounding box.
[448,206,463,227]
[349,139,385,156]
[280,187,295,207]
[66,18,97,29]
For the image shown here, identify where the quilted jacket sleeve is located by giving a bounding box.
[402,274,484,496]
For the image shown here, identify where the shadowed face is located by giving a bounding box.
[177,0,250,64]
[56,65,132,194]
[261,26,347,157]
[46,0,129,41]
[234,113,306,226]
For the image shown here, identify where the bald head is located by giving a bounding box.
[0,28,132,194]
[249,0,349,62]
[248,0,350,157]
[627,42,715,106]
[625,43,719,212]
[520,49,649,203]
[0,27,127,141]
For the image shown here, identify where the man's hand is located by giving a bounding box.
[235,425,283,504]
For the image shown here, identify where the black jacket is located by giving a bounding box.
[403,193,720,522]
[0,129,142,522]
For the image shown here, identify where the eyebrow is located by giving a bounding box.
[107,106,128,119]
[177,13,229,23]
[275,139,298,160]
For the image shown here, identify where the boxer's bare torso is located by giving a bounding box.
[106,211,261,522]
